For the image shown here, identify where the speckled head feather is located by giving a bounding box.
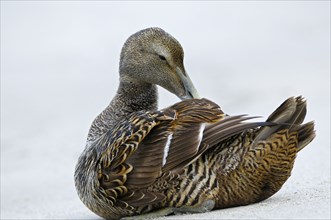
[118,27,198,100]
[120,27,184,70]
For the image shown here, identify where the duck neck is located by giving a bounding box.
[114,79,158,115]
[86,79,158,145]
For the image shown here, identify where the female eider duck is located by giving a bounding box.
[75,27,315,219]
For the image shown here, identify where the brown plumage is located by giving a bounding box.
[74,27,315,220]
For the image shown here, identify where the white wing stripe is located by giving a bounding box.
[162,133,173,166]
[197,123,206,151]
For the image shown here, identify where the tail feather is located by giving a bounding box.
[255,96,315,152]
[210,96,316,208]
[266,96,306,125]
[266,96,298,123]
[297,121,316,152]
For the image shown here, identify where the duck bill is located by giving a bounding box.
[176,67,201,100]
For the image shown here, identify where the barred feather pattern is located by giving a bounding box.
[147,128,299,211]
[212,129,298,208]
[75,97,315,220]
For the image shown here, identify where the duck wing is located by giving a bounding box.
[97,98,269,208]
[96,109,175,206]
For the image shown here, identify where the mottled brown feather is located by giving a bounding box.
[97,98,270,210]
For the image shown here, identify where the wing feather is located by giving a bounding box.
[96,98,270,209]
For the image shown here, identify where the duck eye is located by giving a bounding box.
[158,55,166,61]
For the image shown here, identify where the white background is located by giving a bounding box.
[1,1,330,219]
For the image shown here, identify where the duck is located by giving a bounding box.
[74,27,316,220]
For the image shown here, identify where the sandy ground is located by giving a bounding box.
[1,2,330,219]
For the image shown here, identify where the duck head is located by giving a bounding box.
[119,27,200,100]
